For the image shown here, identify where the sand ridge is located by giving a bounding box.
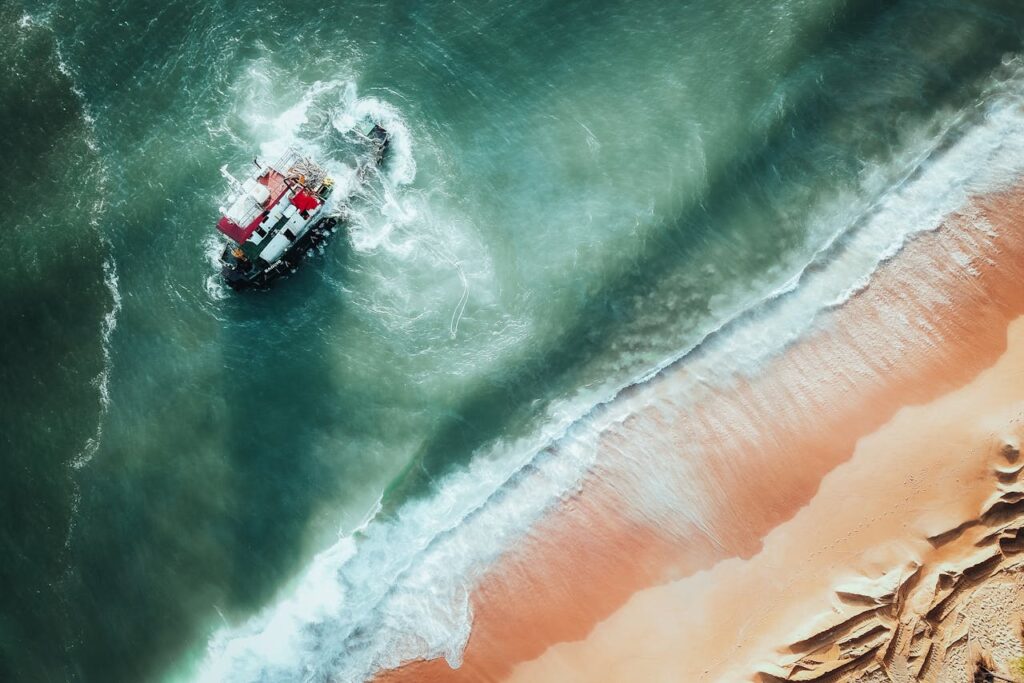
[758,409,1024,682]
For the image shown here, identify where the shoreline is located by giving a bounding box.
[508,320,1024,682]
[379,184,1024,682]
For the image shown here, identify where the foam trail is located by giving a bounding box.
[32,18,122,568]
[331,84,417,187]
[202,234,230,302]
[332,87,422,256]
[48,30,120,472]
[322,82,483,340]
[449,261,469,339]
[244,78,417,193]
[71,256,121,470]
[196,60,1024,683]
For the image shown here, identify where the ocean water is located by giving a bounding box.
[3,1,1024,681]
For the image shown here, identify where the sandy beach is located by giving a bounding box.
[380,186,1024,682]
[508,323,1024,683]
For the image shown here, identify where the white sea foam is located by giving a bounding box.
[672,77,1024,386]
[254,79,341,161]
[196,60,1024,683]
[340,185,490,347]
[320,83,484,341]
[609,62,1024,393]
[243,77,417,193]
[448,260,469,338]
[328,83,423,257]
[196,399,603,683]
[202,234,231,301]
[50,33,121,472]
[204,275,229,302]
[331,84,418,187]
[71,255,121,470]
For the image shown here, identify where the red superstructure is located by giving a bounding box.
[216,169,292,243]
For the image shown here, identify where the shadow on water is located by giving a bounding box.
[216,252,353,613]
[0,5,110,681]
[383,0,1024,507]
[0,255,108,683]
[62,242,354,683]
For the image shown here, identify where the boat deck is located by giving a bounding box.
[258,168,289,205]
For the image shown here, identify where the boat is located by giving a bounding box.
[215,124,389,290]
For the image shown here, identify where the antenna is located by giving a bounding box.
[220,165,244,194]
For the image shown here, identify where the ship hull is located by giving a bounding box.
[219,216,339,291]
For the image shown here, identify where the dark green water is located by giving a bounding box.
[3,0,1024,681]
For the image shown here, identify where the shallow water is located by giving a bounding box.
[3,1,1024,681]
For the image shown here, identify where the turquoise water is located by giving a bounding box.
[3,1,1024,681]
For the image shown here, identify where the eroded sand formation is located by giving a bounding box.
[762,432,1024,683]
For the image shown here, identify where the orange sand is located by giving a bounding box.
[508,318,1024,683]
[379,187,1024,682]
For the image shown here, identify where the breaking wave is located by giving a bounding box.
[196,396,603,683]
[659,66,1024,387]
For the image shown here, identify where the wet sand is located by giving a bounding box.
[379,186,1024,682]
[509,321,1024,682]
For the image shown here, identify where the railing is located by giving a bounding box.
[225,196,265,228]
[270,147,328,190]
